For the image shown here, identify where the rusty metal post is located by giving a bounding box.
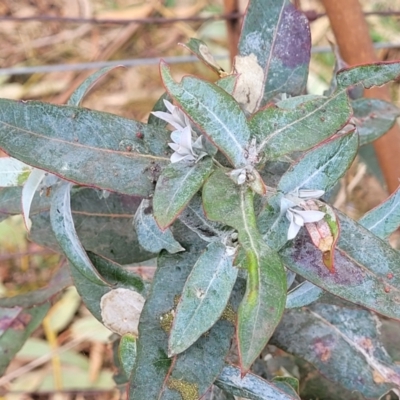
[321,0,400,193]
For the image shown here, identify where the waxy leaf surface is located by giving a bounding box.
[216,365,298,400]
[50,182,108,286]
[236,0,311,109]
[130,227,244,400]
[29,187,153,264]
[68,66,118,106]
[337,61,400,89]
[272,304,400,398]
[285,281,324,309]
[134,199,184,254]
[251,91,351,159]
[182,38,224,75]
[153,157,214,229]
[160,62,251,168]
[202,169,286,372]
[278,131,358,194]
[359,186,400,240]
[0,99,169,196]
[279,210,400,320]
[169,240,238,356]
[352,98,400,146]
[178,193,228,242]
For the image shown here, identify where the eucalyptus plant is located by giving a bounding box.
[2,0,400,399]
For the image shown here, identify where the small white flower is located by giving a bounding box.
[168,126,197,163]
[152,100,207,164]
[228,167,247,185]
[285,207,325,240]
[280,189,326,240]
[151,100,191,131]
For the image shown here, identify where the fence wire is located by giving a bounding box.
[0,42,399,76]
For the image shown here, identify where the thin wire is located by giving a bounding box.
[0,13,241,25]
[0,42,399,76]
[0,10,399,24]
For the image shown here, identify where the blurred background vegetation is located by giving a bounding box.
[0,0,399,398]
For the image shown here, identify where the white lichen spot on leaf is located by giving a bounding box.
[100,288,145,336]
[233,53,264,113]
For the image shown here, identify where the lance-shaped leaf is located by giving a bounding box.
[153,157,214,229]
[251,91,351,159]
[28,187,153,264]
[160,62,251,168]
[359,186,400,240]
[203,386,235,400]
[286,281,324,309]
[271,377,300,399]
[0,99,169,196]
[0,157,32,187]
[303,200,340,273]
[0,266,71,308]
[50,181,109,286]
[134,199,184,253]
[271,304,400,398]
[215,364,299,400]
[279,210,400,320]
[181,38,225,75]
[352,98,400,146]
[130,227,244,400]
[278,130,358,194]
[169,240,238,356]
[68,66,119,106]
[337,61,400,90]
[178,192,229,242]
[202,169,286,372]
[0,303,50,375]
[235,0,311,111]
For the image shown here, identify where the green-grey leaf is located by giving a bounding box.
[286,281,324,309]
[29,187,154,264]
[277,130,358,194]
[216,364,298,400]
[130,230,243,400]
[257,193,289,251]
[337,61,400,89]
[236,0,311,109]
[0,303,50,375]
[119,333,137,377]
[50,181,108,286]
[182,38,224,75]
[68,66,117,106]
[279,210,400,320]
[352,98,400,146]
[251,91,351,159]
[178,192,229,242]
[160,62,251,168]
[169,241,238,356]
[0,99,169,196]
[134,199,184,253]
[153,157,214,229]
[359,186,400,240]
[272,304,400,398]
[216,75,238,95]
